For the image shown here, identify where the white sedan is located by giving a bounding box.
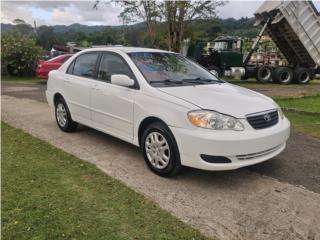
[46,47,290,177]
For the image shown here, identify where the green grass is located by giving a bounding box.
[284,112,320,139]
[274,95,320,139]
[275,95,320,113]
[1,75,46,84]
[2,122,210,240]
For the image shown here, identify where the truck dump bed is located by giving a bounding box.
[255,1,320,68]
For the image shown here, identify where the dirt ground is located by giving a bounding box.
[2,83,320,240]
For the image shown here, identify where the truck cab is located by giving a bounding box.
[188,37,244,77]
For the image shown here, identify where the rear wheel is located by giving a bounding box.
[141,122,182,177]
[273,67,293,84]
[256,65,273,83]
[55,97,78,132]
[293,68,311,84]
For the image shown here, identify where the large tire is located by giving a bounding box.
[55,97,78,132]
[256,65,273,83]
[273,67,293,84]
[141,122,182,177]
[207,65,222,78]
[293,68,311,84]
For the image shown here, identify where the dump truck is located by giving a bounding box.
[188,0,320,84]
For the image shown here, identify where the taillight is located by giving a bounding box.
[38,64,42,68]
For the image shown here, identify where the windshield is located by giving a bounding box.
[128,52,222,87]
[213,41,228,51]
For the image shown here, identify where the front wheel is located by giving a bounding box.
[256,65,273,83]
[55,97,78,132]
[207,65,222,78]
[141,122,182,177]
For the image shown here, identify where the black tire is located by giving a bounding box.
[273,67,293,84]
[55,97,78,132]
[256,65,273,83]
[141,122,182,177]
[293,68,311,84]
[207,65,222,78]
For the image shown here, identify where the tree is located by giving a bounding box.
[1,32,43,76]
[114,0,226,52]
[119,1,161,47]
[164,1,226,52]
[12,18,34,36]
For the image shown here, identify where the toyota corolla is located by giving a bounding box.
[46,47,290,177]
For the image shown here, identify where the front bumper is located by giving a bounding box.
[170,117,290,171]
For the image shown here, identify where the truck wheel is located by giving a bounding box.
[256,65,272,83]
[207,66,222,78]
[293,68,311,84]
[273,67,293,84]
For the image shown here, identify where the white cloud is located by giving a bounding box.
[217,1,263,19]
[2,0,320,26]
[1,1,123,26]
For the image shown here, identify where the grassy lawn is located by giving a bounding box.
[275,95,320,113]
[1,75,46,84]
[284,112,320,139]
[2,122,209,240]
[273,95,320,139]
[226,78,320,98]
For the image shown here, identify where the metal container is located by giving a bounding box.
[255,1,320,68]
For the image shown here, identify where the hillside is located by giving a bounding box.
[1,18,258,37]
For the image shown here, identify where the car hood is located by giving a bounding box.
[158,83,277,118]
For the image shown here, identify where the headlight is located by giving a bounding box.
[188,110,244,131]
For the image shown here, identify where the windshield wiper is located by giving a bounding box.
[182,78,223,84]
[149,79,183,85]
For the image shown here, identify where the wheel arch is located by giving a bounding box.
[53,92,64,106]
[137,116,169,147]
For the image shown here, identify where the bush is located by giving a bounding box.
[1,32,42,76]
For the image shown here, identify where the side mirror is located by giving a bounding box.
[111,74,135,87]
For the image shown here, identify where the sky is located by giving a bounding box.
[1,0,320,26]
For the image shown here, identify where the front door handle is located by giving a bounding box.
[63,77,70,83]
[91,84,100,91]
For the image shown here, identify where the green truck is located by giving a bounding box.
[187,0,320,84]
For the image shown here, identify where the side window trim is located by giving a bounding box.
[96,51,140,90]
[66,60,75,74]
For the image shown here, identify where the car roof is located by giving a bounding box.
[79,47,172,54]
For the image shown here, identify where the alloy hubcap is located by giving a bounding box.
[56,103,67,127]
[145,132,170,169]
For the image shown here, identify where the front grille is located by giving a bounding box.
[236,144,282,160]
[246,109,278,129]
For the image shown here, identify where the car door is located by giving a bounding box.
[91,52,136,142]
[64,52,99,124]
